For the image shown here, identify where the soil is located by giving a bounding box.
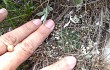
[0,0,110,70]
[19,0,110,70]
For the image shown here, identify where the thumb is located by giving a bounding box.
[0,8,8,22]
[41,56,76,70]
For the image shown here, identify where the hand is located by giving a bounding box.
[0,8,76,70]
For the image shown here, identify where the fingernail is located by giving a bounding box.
[0,8,6,13]
[65,56,76,69]
[33,19,42,26]
[45,19,54,29]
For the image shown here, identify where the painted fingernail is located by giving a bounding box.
[33,19,42,26]
[0,8,6,13]
[45,19,54,29]
[65,56,76,69]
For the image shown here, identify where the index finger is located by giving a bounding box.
[0,19,42,55]
[0,20,55,70]
[14,20,55,60]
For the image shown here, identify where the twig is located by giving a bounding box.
[54,7,70,22]
[60,0,100,8]
[96,8,103,45]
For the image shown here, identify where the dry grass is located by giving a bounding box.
[0,0,110,70]
[30,0,110,70]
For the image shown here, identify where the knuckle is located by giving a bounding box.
[36,31,45,44]
[37,31,46,40]
[21,23,32,32]
[1,33,17,45]
[20,40,35,55]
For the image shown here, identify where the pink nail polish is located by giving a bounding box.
[33,19,42,26]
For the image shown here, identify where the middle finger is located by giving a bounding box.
[0,19,42,55]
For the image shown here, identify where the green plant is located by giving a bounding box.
[37,5,53,23]
[74,0,83,5]
[0,0,34,28]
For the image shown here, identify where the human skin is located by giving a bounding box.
[0,8,76,70]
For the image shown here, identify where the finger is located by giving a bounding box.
[0,19,42,55]
[41,56,76,70]
[7,20,54,68]
[0,20,55,69]
[0,8,8,22]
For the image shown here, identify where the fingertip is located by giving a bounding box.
[41,56,76,70]
[44,19,55,30]
[32,19,42,26]
[0,8,8,22]
[65,56,77,69]
[0,8,7,13]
